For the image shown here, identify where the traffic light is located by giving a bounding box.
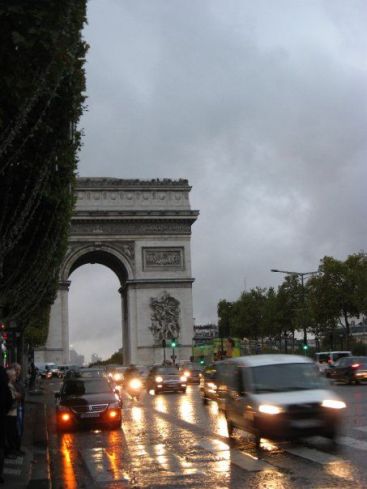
[199,356,205,365]
[171,339,177,348]
[303,343,309,352]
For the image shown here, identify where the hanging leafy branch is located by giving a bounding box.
[0,0,87,345]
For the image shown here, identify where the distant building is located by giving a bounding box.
[193,324,218,345]
[90,353,102,364]
[69,348,84,366]
[350,319,367,344]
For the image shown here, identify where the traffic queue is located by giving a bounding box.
[51,351,366,448]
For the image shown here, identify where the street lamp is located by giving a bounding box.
[271,268,318,349]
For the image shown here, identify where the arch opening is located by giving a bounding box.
[67,248,130,285]
[69,264,122,365]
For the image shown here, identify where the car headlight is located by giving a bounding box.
[183,370,191,377]
[129,378,142,389]
[155,376,163,383]
[258,404,283,415]
[180,376,187,382]
[321,400,346,409]
[114,373,123,381]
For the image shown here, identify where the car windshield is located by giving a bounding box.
[347,357,367,367]
[251,363,328,393]
[333,353,351,361]
[157,368,179,375]
[315,354,329,363]
[62,379,111,396]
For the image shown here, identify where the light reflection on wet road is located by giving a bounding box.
[47,381,367,488]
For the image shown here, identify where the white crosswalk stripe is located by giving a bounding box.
[3,456,23,476]
[80,448,130,483]
[338,436,367,451]
[130,443,207,476]
[285,446,342,465]
[198,438,275,472]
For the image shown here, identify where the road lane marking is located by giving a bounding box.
[285,446,342,465]
[80,448,130,484]
[338,436,367,451]
[4,468,21,476]
[131,442,206,476]
[4,457,23,465]
[198,438,274,472]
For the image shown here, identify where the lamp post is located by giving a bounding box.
[271,268,318,350]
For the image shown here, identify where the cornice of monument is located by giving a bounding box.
[76,177,191,190]
[72,209,199,219]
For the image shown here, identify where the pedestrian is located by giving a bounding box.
[11,363,25,454]
[0,366,13,484]
[5,368,21,459]
[28,362,37,390]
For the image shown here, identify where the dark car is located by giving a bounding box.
[65,367,106,379]
[200,363,220,405]
[55,377,122,431]
[179,364,203,384]
[146,366,187,394]
[328,356,367,384]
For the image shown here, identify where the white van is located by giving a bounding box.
[315,351,352,374]
[220,354,346,445]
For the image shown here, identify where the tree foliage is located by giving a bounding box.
[0,1,87,345]
[217,252,367,352]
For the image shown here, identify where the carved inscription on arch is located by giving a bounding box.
[143,247,184,271]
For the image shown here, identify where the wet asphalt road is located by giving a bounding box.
[45,379,367,489]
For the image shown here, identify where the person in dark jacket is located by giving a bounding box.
[0,366,13,484]
[11,363,25,454]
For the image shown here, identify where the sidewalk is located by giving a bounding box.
[2,390,51,489]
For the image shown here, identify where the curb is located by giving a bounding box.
[26,402,51,489]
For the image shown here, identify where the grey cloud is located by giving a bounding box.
[69,0,367,359]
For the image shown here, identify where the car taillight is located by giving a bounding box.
[61,413,71,422]
[351,363,360,369]
[109,409,118,418]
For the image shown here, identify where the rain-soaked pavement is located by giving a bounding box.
[45,380,367,488]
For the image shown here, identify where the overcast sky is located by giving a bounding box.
[69,0,367,363]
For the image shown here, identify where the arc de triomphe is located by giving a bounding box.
[35,177,199,366]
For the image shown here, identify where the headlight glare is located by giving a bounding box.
[259,404,283,415]
[321,399,346,409]
[155,376,163,383]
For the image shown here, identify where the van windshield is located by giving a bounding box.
[251,363,328,393]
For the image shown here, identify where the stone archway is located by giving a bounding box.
[35,178,198,366]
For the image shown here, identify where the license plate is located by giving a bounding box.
[291,419,322,428]
[80,412,100,418]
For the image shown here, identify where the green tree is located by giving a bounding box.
[308,253,367,349]
[0,1,87,345]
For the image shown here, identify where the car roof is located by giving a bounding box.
[224,354,313,367]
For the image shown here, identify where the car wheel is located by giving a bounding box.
[226,418,234,437]
[254,432,261,449]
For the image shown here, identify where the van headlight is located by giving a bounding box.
[258,404,283,415]
[321,400,346,409]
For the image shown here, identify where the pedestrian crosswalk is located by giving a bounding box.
[3,456,23,477]
[73,421,367,488]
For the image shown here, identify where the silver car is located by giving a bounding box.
[220,354,346,446]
